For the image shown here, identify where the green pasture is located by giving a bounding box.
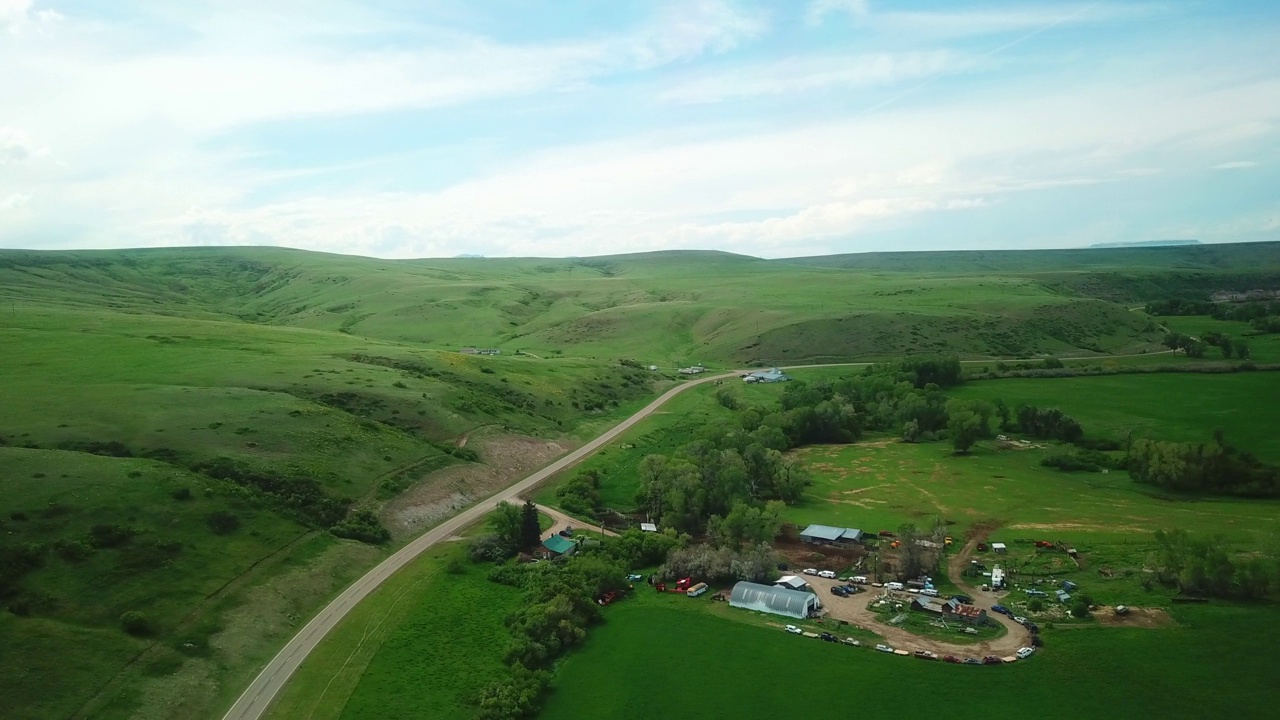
[541,590,1280,720]
[951,372,1280,460]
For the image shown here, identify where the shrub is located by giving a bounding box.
[445,557,466,575]
[392,380,408,388]
[1027,598,1044,612]
[470,534,514,563]
[89,524,136,548]
[120,610,153,636]
[53,539,94,562]
[206,511,241,535]
[1070,601,1091,618]
[170,487,192,501]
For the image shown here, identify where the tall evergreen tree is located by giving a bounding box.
[520,501,542,552]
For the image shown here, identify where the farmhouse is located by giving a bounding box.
[743,368,790,383]
[799,524,864,545]
[729,581,819,620]
[774,575,808,591]
[541,535,577,558]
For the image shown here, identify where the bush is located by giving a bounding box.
[470,534,515,563]
[170,487,192,501]
[1027,598,1044,612]
[330,509,391,544]
[445,557,466,575]
[205,511,241,535]
[1070,601,1091,618]
[53,539,94,562]
[89,524,136,548]
[120,610,153,636]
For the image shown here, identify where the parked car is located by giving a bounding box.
[818,570,837,579]
[1016,647,1035,659]
[963,657,981,665]
[951,594,974,604]
[914,650,938,660]
[942,655,961,664]
[875,644,894,653]
[982,656,1002,665]
[784,625,802,634]
[802,568,818,576]
[820,632,838,643]
[850,575,869,584]
[558,528,573,537]
[842,637,861,647]
[991,605,1013,617]
[830,586,849,597]
[625,573,643,581]
[1014,616,1028,625]
[1025,589,1048,598]
[878,530,895,537]
[885,581,905,591]
[919,588,939,597]
[977,542,988,551]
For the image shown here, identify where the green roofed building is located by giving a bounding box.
[542,535,577,558]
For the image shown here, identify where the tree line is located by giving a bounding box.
[1128,432,1279,497]
[1152,529,1278,598]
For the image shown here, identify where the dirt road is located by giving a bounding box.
[803,575,1029,657]
[535,503,618,539]
[220,371,734,720]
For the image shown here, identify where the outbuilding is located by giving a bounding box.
[729,581,819,620]
[799,524,864,545]
[640,522,658,533]
[992,542,1007,553]
[743,368,790,383]
[774,575,808,591]
[541,535,577,558]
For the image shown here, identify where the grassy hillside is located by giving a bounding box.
[14,244,1279,365]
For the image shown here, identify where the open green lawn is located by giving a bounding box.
[951,372,1280,460]
[541,590,1280,720]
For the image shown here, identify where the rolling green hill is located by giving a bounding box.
[1,240,1278,719]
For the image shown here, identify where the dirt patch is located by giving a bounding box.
[1096,606,1174,628]
[382,432,569,539]
[1008,522,1150,534]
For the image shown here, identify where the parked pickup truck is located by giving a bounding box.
[991,605,1014,617]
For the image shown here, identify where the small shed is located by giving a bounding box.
[951,604,988,625]
[640,522,658,533]
[775,575,808,591]
[992,542,1007,553]
[541,535,577,558]
[1061,580,1078,591]
[1056,590,1072,603]
[729,582,819,620]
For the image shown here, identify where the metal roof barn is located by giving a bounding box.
[799,524,863,543]
[729,581,818,620]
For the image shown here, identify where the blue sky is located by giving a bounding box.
[1,0,1278,258]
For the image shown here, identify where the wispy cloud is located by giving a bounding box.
[805,0,869,26]
[808,1,1157,38]
[659,50,978,104]
[1212,160,1259,170]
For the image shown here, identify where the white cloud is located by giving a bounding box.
[0,192,31,211]
[0,126,41,164]
[659,50,977,104]
[1211,160,1258,170]
[806,0,869,25]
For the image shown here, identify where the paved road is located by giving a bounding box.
[220,371,734,720]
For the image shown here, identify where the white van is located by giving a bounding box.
[919,588,939,597]
[850,575,869,584]
[885,581,905,591]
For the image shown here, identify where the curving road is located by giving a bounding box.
[223,353,1157,719]
[220,371,736,720]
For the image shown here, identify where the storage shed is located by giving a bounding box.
[992,542,1007,553]
[799,524,864,545]
[774,575,808,591]
[729,582,819,620]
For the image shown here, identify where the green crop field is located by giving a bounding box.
[540,590,1280,720]
[2,242,1279,720]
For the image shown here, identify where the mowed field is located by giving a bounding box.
[540,591,1280,720]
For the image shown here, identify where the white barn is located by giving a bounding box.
[729,581,819,620]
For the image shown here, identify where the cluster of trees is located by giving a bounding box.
[1250,316,1280,334]
[706,501,785,550]
[1153,529,1278,598]
[1162,332,1208,358]
[478,554,629,719]
[331,509,391,544]
[473,524,682,719]
[1127,433,1279,497]
[1145,298,1216,316]
[658,543,780,584]
[1201,332,1250,359]
[1040,447,1116,473]
[1016,405,1084,443]
[1144,298,1279,321]
[484,501,543,557]
[554,470,602,517]
[945,398,996,453]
